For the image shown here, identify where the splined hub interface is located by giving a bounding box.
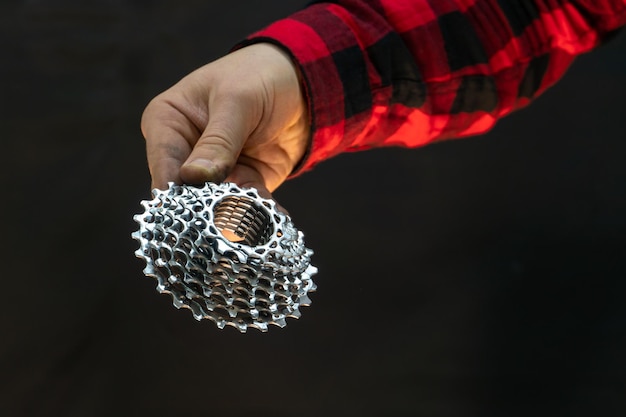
[132,182,317,332]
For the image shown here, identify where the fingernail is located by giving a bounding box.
[182,158,217,181]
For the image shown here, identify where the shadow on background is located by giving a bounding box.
[1,1,625,416]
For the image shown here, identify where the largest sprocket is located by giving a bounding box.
[132,182,317,332]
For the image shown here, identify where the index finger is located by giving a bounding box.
[141,96,199,190]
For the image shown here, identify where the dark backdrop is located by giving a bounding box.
[1,1,625,416]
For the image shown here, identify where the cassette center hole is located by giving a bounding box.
[213,196,272,246]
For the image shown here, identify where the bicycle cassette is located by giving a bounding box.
[132,182,317,332]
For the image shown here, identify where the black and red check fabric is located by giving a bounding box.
[245,0,626,174]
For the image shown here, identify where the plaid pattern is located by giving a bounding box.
[243,0,626,174]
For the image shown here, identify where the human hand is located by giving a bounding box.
[140,43,309,198]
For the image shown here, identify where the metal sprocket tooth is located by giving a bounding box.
[132,182,317,332]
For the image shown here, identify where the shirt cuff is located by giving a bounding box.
[234,4,359,176]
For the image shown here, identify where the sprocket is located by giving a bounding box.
[132,182,317,332]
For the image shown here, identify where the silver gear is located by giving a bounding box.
[132,182,317,332]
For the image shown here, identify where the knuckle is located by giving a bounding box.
[197,129,235,154]
[140,93,167,138]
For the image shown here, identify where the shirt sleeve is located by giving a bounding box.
[238,0,626,174]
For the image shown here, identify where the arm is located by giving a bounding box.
[141,0,626,191]
[241,0,626,174]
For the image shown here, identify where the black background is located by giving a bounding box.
[1,1,625,416]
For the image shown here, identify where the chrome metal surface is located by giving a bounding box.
[132,182,317,332]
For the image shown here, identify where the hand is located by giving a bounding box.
[140,43,309,198]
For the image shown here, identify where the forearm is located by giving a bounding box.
[240,0,626,173]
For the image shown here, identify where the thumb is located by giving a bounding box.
[179,96,257,185]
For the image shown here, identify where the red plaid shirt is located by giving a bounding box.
[242,0,626,174]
